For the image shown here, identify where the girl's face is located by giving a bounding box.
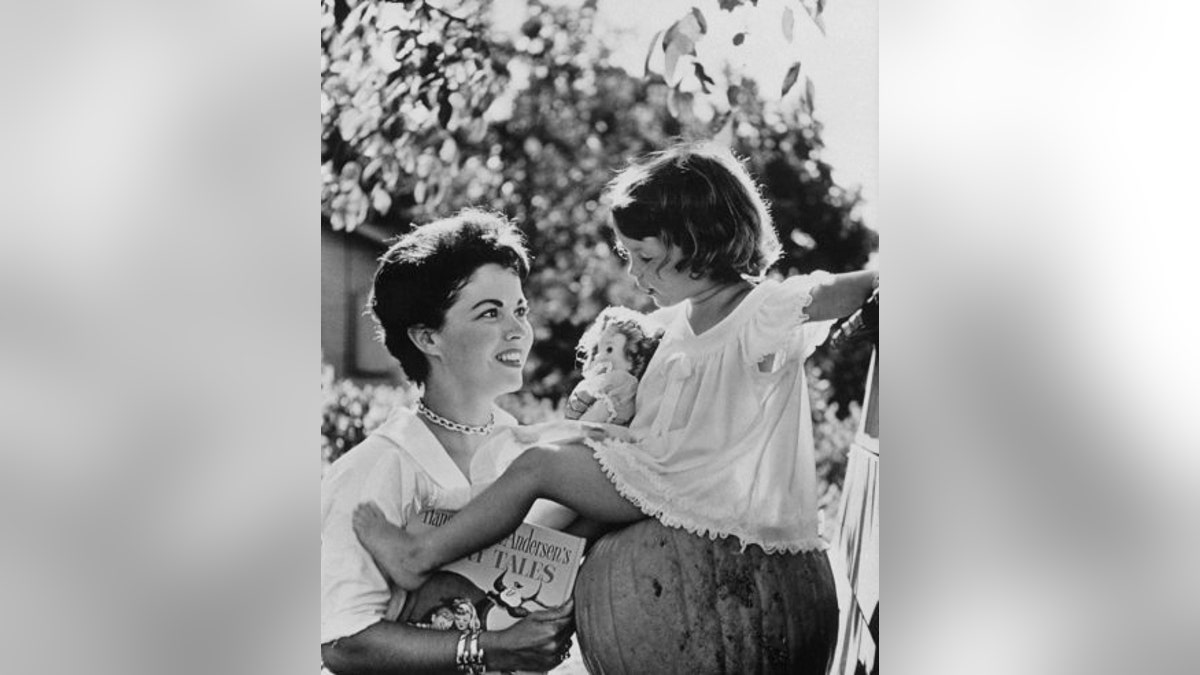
[614,232,712,307]
[428,263,532,398]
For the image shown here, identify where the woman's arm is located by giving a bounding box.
[322,621,459,674]
[804,270,878,322]
[322,601,574,674]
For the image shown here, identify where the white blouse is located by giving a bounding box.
[320,407,572,644]
[587,273,834,553]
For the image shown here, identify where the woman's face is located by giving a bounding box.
[614,232,710,307]
[429,263,532,398]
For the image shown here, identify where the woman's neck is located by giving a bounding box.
[686,279,753,336]
[419,383,495,475]
[421,384,494,428]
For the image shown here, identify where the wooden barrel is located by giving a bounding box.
[574,518,838,674]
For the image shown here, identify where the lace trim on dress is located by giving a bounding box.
[585,436,827,554]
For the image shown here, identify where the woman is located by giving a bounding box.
[320,210,574,674]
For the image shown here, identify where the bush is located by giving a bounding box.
[321,364,419,467]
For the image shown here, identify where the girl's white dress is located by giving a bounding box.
[585,273,835,553]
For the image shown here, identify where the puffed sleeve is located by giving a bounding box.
[742,272,836,371]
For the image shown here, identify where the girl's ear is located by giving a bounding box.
[407,325,440,357]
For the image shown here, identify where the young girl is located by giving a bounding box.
[354,142,878,590]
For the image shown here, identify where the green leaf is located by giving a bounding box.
[781,61,801,97]
[717,0,745,11]
[690,7,708,34]
[782,7,795,42]
[726,83,742,108]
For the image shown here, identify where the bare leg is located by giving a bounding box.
[357,442,644,590]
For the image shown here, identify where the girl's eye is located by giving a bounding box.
[605,346,614,353]
[480,309,498,319]
[515,306,529,318]
[639,256,654,264]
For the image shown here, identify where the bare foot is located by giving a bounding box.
[352,502,432,590]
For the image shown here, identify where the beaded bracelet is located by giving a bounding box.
[455,629,485,674]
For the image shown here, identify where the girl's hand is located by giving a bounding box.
[480,599,575,672]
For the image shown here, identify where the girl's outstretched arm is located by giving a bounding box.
[805,270,879,322]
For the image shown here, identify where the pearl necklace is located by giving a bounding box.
[417,399,495,436]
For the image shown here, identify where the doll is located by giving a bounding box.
[564,306,663,426]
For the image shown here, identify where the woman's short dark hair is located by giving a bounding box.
[368,209,530,384]
[605,141,781,281]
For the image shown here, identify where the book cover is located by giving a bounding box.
[391,510,586,672]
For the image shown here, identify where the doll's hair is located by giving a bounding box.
[576,306,664,380]
[369,209,529,384]
[605,141,782,282]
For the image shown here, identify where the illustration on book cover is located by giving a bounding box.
[390,509,586,632]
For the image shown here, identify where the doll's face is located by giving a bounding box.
[590,327,632,375]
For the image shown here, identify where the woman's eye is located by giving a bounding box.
[480,309,498,319]
[605,347,614,353]
[639,256,654,263]
[515,306,529,318]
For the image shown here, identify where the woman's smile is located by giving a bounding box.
[495,349,525,367]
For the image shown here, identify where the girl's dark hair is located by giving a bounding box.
[605,141,781,281]
[575,306,663,381]
[368,209,529,384]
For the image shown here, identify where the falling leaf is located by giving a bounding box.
[727,83,741,108]
[782,7,795,42]
[693,62,716,94]
[717,0,745,11]
[781,61,801,97]
[805,76,816,110]
[733,32,746,46]
[691,7,708,34]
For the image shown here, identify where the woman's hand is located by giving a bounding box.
[480,599,575,672]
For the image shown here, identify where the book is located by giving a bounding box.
[391,509,586,673]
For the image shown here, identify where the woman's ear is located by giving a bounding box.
[407,325,440,357]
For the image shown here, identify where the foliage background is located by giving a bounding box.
[321,0,878,511]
